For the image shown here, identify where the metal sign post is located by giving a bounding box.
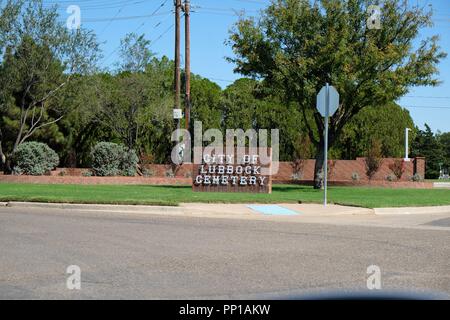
[404,128,411,162]
[317,84,339,206]
[323,84,329,206]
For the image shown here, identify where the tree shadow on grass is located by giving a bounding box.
[272,185,319,193]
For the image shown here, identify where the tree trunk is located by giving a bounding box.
[2,157,12,175]
[313,146,325,189]
[0,138,11,174]
[0,146,5,169]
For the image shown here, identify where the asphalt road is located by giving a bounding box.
[0,207,449,299]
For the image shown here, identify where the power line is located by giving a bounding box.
[98,1,130,37]
[83,11,172,23]
[149,23,174,47]
[404,96,450,99]
[101,0,170,65]
[233,0,268,4]
[45,0,147,10]
[403,105,450,109]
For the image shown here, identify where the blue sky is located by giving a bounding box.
[49,0,450,132]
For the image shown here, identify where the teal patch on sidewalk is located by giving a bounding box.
[247,205,300,216]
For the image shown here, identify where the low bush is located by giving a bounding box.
[90,142,138,177]
[389,159,405,180]
[386,174,396,182]
[142,168,155,177]
[365,139,383,180]
[351,172,360,181]
[411,173,424,182]
[12,142,59,176]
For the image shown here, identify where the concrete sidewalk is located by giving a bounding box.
[179,203,374,217]
[4,201,450,220]
[4,201,372,218]
[433,182,450,188]
[374,205,450,215]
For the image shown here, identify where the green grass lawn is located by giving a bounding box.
[0,183,449,208]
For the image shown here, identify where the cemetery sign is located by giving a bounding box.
[192,149,272,194]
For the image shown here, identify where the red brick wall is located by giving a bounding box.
[0,175,191,185]
[272,158,421,182]
[1,158,426,186]
[414,157,425,178]
[43,158,426,182]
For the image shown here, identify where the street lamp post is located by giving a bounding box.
[404,128,411,162]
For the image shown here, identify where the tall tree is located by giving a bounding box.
[0,0,100,173]
[437,132,450,173]
[221,78,259,130]
[95,52,174,162]
[228,0,446,188]
[334,103,415,159]
[221,78,305,161]
[190,75,222,131]
[411,124,445,179]
[117,33,153,73]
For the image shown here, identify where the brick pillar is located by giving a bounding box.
[414,157,426,178]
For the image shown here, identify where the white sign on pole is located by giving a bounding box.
[173,108,183,120]
[316,85,339,117]
[316,84,339,206]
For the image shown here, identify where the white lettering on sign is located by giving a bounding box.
[194,154,269,189]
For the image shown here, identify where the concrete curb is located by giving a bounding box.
[5,201,449,218]
[433,182,450,189]
[6,202,184,215]
[3,201,374,217]
[374,205,450,215]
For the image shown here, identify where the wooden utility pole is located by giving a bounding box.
[174,0,182,130]
[184,0,191,131]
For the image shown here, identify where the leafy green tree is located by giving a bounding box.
[117,33,153,73]
[228,0,446,188]
[190,75,222,131]
[221,78,259,130]
[411,124,445,179]
[95,33,173,158]
[51,74,112,167]
[220,78,305,161]
[437,132,450,172]
[334,103,415,159]
[143,56,175,163]
[0,0,100,173]
[256,97,305,161]
[365,138,384,180]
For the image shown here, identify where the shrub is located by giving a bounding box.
[386,174,396,182]
[142,168,155,177]
[292,134,313,179]
[90,142,138,176]
[365,139,383,180]
[12,142,59,176]
[411,173,424,182]
[351,172,360,181]
[121,149,139,177]
[327,159,336,179]
[165,168,175,178]
[82,170,93,177]
[291,172,302,181]
[389,159,405,180]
